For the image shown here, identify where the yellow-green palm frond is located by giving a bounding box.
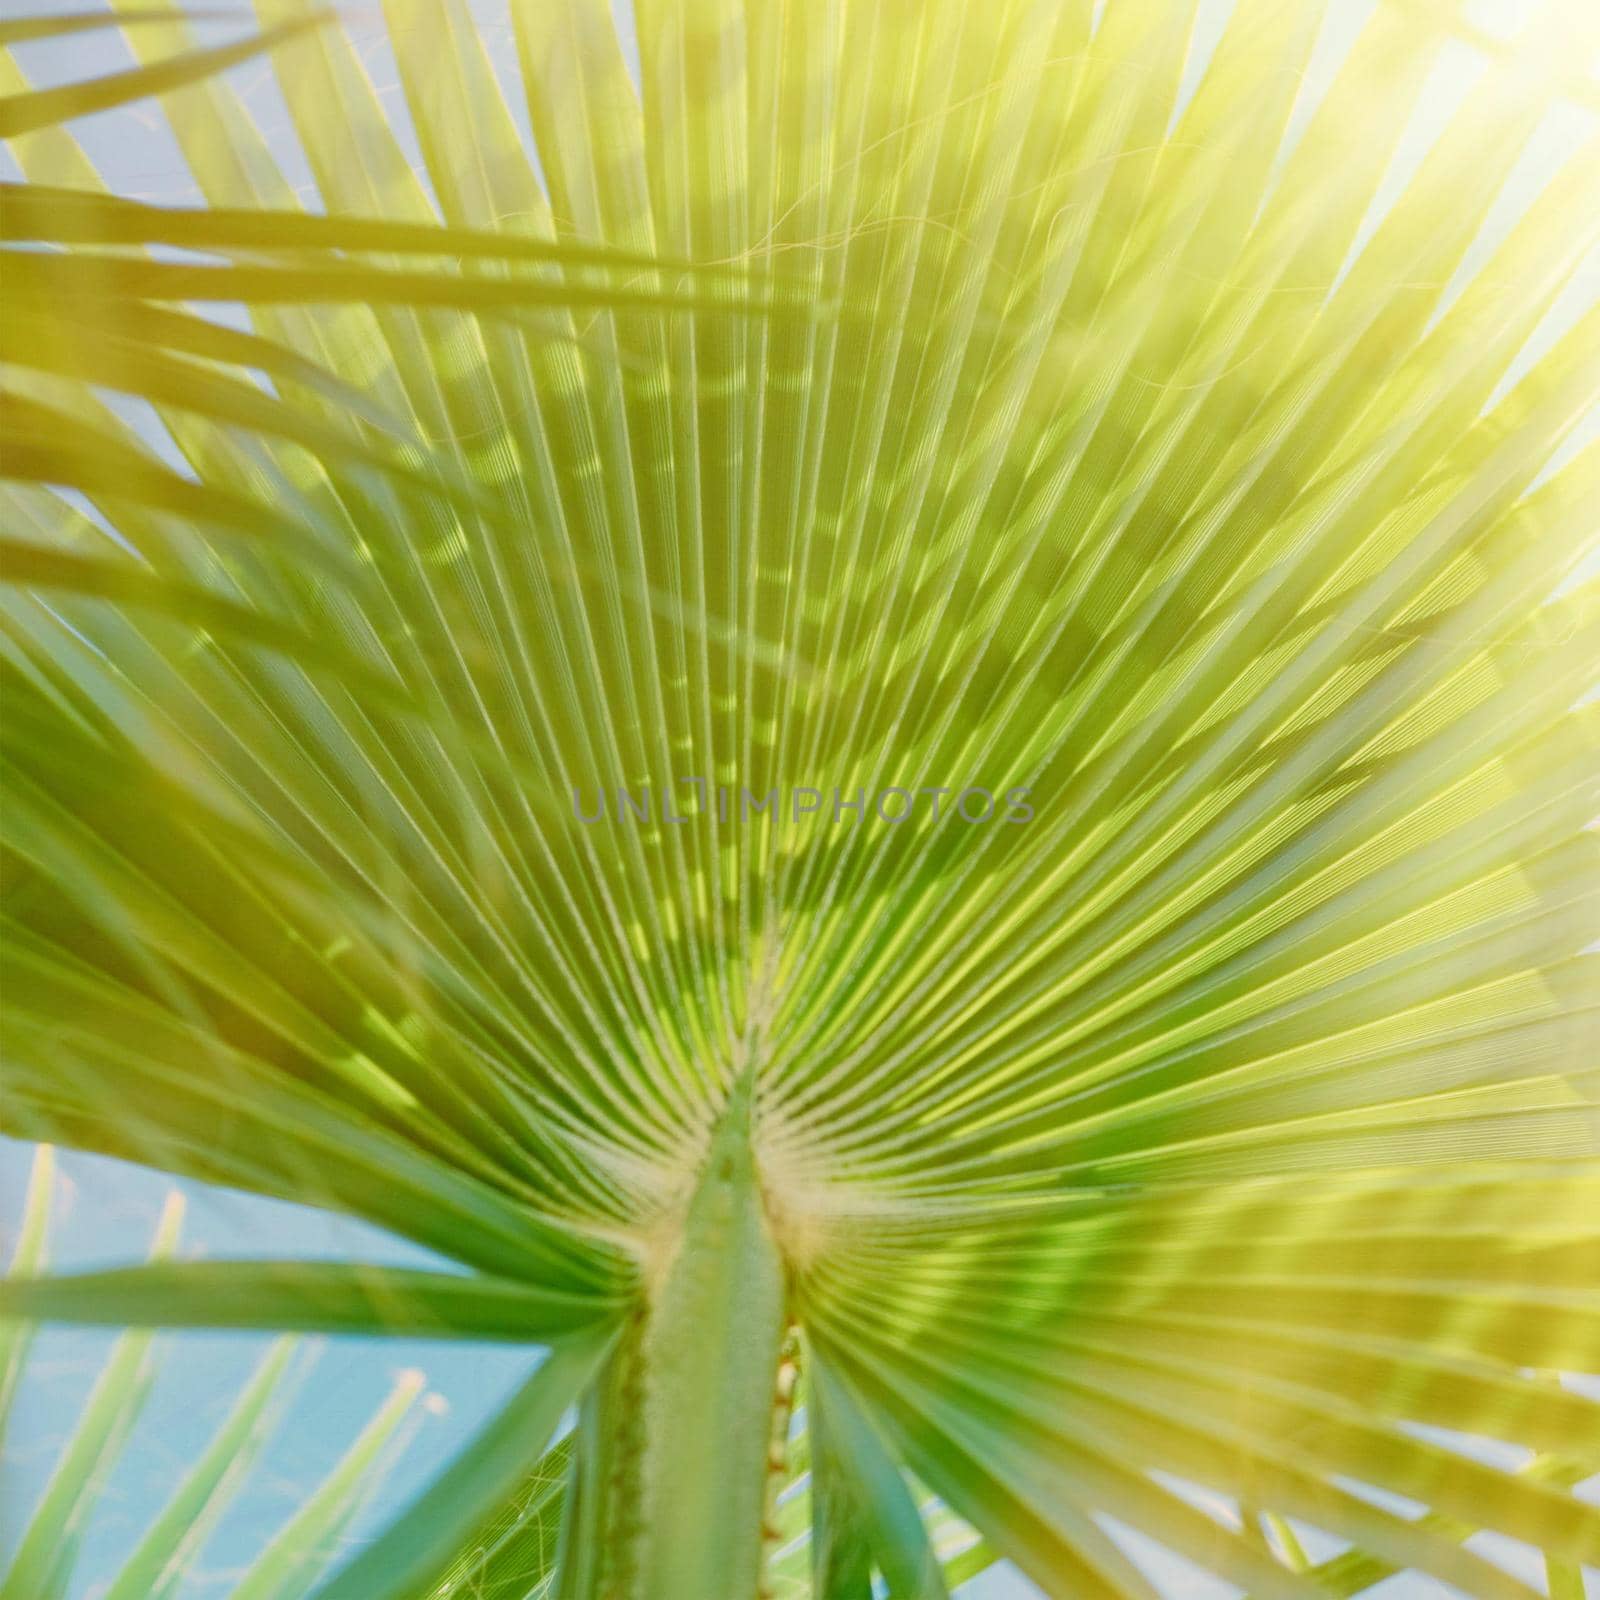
[1,0,1597,1596]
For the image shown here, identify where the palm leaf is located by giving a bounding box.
[2,0,1598,1595]
[0,13,328,137]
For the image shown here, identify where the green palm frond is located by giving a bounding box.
[0,11,328,138]
[1,0,1598,1596]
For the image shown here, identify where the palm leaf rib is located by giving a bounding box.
[1,0,1597,1596]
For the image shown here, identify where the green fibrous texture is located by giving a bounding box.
[0,0,1598,1597]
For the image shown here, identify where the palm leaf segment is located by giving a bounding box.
[1,0,1598,1595]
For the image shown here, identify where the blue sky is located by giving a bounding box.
[0,1139,544,1596]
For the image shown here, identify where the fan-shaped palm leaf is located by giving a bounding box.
[1,0,1597,1596]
